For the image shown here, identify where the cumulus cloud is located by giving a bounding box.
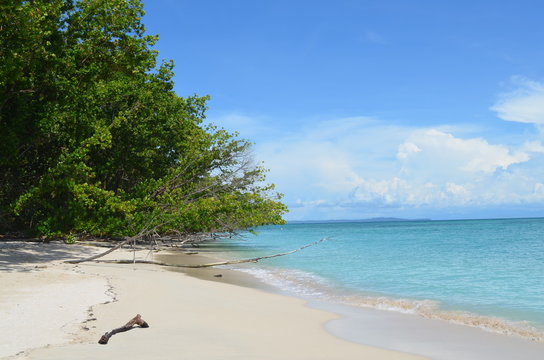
[445,182,470,197]
[348,177,440,206]
[491,77,544,125]
[215,113,544,220]
[397,129,529,179]
[259,138,359,196]
[397,142,421,159]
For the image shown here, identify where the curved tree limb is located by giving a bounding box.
[65,220,168,264]
[66,236,135,264]
[88,237,330,268]
[98,314,149,345]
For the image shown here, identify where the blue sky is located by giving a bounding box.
[143,0,544,220]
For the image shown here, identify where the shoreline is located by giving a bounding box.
[225,261,544,343]
[159,246,544,360]
[3,240,544,359]
[313,301,544,360]
[227,218,544,344]
[1,241,425,360]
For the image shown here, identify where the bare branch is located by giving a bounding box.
[89,237,329,268]
[66,218,168,264]
[65,236,134,264]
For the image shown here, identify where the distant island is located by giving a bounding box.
[287,217,431,224]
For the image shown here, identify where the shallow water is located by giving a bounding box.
[221,218,544,340]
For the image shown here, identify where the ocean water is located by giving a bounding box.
[221,218,544,341]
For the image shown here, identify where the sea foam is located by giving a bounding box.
[229,263,544,342]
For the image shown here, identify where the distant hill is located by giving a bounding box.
[287,217,431,224]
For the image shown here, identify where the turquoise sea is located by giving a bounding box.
[222,218,544,340]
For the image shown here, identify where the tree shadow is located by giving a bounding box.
[0,241,100,272]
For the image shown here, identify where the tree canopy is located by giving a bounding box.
[0,0,287,239]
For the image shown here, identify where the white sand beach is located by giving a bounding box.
[2,241,544,360]
[0,241,424,360]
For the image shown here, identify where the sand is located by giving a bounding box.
[0,241,424,360]
[0,242,112,358]
[315,301,544,360]
[3,241,543,359]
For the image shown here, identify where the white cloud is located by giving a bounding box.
[491,77,544,125]
[218,113,544,220]
[397,142,421,159]
[260,138,359,196]
[534,183,544,196]
[445,182,466,195]
[349,177,439,206]
[523,141,544,153]
[396,130,529,186]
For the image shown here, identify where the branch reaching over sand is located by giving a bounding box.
[65,237,135,264]
[65,221,167,264]
[89,237,330,268]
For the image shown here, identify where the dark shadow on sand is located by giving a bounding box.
[0,241,100,272]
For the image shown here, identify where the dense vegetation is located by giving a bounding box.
[0,0,287,239]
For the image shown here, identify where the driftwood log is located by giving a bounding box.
[98,314,149,344]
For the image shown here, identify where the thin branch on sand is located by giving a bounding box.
[85,237,329,269]
[65,220,167,264]
[65,236,135,264]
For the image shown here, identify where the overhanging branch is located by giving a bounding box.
[79,237,330,268]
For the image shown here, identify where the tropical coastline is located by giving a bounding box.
[2,238,544,360]
[0,241,424,360]
[218,218,544,342]
[3,1,544,359]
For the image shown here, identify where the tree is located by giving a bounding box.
[0,0,287,238]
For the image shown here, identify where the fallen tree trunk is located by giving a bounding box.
[91,237,329,268]
[98,314,149,344]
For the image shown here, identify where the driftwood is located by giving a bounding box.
[92,237,329,268]
[98,314,149,344]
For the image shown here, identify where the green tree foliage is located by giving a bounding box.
[0,0,287,238]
